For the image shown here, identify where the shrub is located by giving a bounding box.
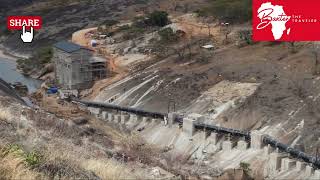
[2,145,42,167]
[36,47,53,64]
[158,27,179,43]
[240,162,251,174]
[146,11,169,27]
[16,46,53,74]
[103,19,119,27]
[24,151,42,166]
[238,30,253,45]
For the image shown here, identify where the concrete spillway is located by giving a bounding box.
[71,97,320,169]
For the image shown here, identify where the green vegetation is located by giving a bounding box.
[158,27,180,43]
[132,11,170,28]
[239,30,253,45]
[146,11,169,27]
[2,144,42,167]
[240,162,251,174]
[195,0,252,23]
[17,46,53,74]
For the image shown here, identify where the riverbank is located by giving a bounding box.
[0,44,29,60]
[0,48,16,61]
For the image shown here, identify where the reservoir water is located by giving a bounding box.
[0,57,42,93]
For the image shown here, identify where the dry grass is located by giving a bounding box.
[0,146,44,180]
[0,109,11,122]
[81,159,136,180]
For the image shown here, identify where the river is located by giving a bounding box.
[0,57,42,93]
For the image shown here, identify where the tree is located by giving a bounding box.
[147,11,169,27]
[221,23,232,43]
[238,30,253,45]
[240,162,251,175]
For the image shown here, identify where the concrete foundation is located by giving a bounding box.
[113,115,121,123]
[269,152,287,172]
[142,117,149,124]
[89,107,101,117]
[305,165,315,177]
[222,140,233,151]
[187,113,205,122]
[168,113,178,127]
[101,111,108,120]
[296,161,307,171]
[208,132,218,145]
[237,140,248,151]
[251,130,264,149]
[264,144,273,156]
[281,158,296,171]
[130,114,138,122]
[183,117,197,137]
[121,114,130,124]
[314,170,320,179]
[107,113,114,121]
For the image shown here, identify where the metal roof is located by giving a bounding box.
[53,41,83,53]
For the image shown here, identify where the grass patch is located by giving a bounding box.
[2,144,42,167]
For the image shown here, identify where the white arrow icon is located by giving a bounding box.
[21,25,34,43]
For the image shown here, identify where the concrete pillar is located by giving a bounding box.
[296,161,307,171]
[313,170,320,179]
[269,152,286,171]
[142,117,149,124]
[208,132,218,145]
[101,111,108,120]
[281,158,296,171]
[183,117,197,137]
[113,114,121,123]
[251,130,264,149]
[89,107,101,117]
[130,114,138,122]
[305,165,315,177]
[168,112,178,128]
[121,114,130,124]
[264,144,273,156]
[107,113,114,121]
[237,140,248,151]
[222,140,233,151]
[200,131,207,142]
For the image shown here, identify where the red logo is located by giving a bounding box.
[7,16,42,30]
[253,0,320,41]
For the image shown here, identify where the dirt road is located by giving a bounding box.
[72,27,97,47]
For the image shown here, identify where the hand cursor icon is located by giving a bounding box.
[21,25,34,43]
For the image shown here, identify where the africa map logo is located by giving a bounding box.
[253,0,320,41]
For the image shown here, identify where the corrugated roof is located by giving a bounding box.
[53,41,82,53]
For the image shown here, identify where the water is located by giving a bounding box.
[0,57,42,93]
